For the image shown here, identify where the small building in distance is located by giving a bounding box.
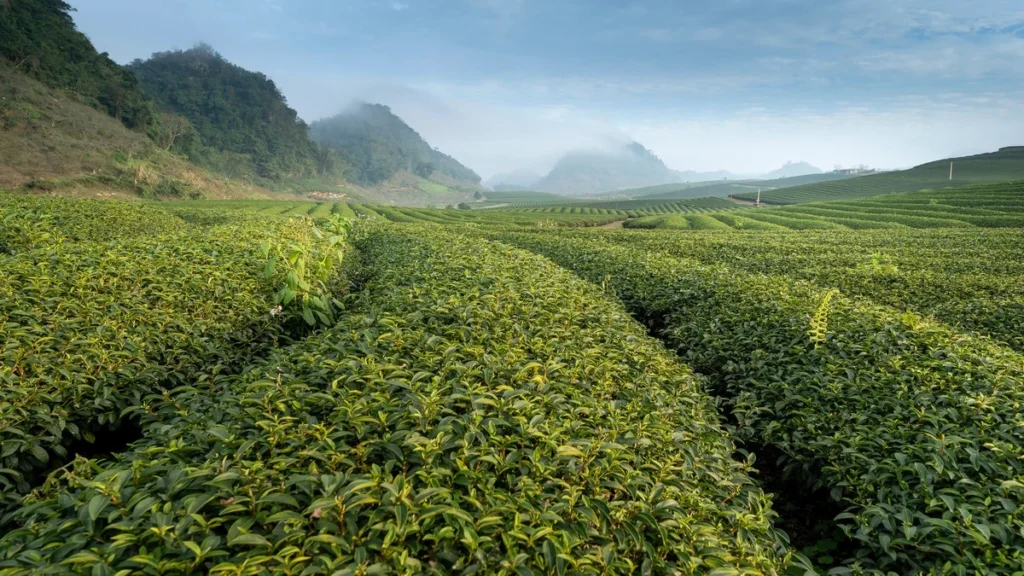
[832,166,876,175]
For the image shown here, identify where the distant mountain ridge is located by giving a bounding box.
[485,169,542,191]
[532,141,686,196]
[496,141,830,196]
[310,103,480,187]
[762,161,822,179]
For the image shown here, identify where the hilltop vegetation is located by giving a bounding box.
[0,0,153,130]
[736,146,1024,204]
[310,103,480,187]
[128,45,338,183]
[0,64,292,198]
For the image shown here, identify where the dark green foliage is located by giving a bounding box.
[309,103,480,186]
[128,45,329,181]
[0,0,154,129]
[604,224,1024,353]
[489,231,1024,574]
[0,224,793,574]
[413,161,435,178]
[0,197,355,514]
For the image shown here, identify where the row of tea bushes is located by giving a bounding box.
[0,227,796,575]
[490,231,1024,574]
[0,196,185,252]
[0,203,354,515]
[593,228,1024,353]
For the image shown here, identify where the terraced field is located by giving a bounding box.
[175,181,1024,232]
[480,226,1024,574]
[5,181,1024,574]
[734,146,1024,204]
[624,181,1024,230]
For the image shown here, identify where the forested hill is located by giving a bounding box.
[532,141,685,196]
[0,0,153,130]
[128,46,334,181]
[309,103,481,187]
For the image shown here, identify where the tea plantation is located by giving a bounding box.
[3,183,1024,574]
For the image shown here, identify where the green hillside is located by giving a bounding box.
[128,45,334,182]
[0,0,153,130]
[0,0,153,129]
[735,147,1024,204]
[753,171,860,189]
[473,190,575,207]
[0,64,292,199]
[587,172,858,202]
[309,103,480,187]
[612,180,1024,231]
[639,182,756,200]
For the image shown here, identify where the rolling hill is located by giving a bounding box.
[309,103,481,188]
[0,62,291,199]
[761,161,822,179]
[128,45,328,182]
[735,147,1024,204]
[581,172,859,202]
[531,141,686,195]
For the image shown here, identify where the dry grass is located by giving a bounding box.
[0,66,148,188]
[0,65,292,200]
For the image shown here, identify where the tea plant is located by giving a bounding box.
[262,213,351,326]
[0,201,356,515]
[0,227,797,575]
[489,231,1024,574]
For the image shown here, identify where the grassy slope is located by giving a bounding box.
[0,65,455,205]
[0,65,294,199]
[737,147,1024,204]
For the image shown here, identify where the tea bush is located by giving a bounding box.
[0,202,354,514]
[491,231,1024,574]
[0,227,795,575]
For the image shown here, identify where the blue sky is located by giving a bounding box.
[70,0,1024,177]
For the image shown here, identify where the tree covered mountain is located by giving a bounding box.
[309,103,480,187]
[0,0,154,130]
[532,141,686,195]
[128,45,335,181]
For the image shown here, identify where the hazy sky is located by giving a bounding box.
[70,0,1024,178]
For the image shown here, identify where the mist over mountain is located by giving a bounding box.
[676,169,738,182]
[532,141,686,196]
[309,103,480,187]
[761,161,823,179]
[485,169,542,191]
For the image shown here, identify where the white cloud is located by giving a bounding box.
[390,1,408,11]
[624,97,1024,174]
